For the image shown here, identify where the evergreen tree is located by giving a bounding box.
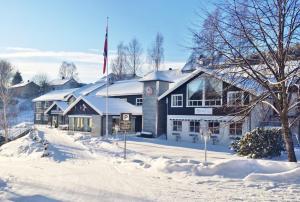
[12,71,23,85]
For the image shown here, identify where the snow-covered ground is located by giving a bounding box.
[0,126,299,201]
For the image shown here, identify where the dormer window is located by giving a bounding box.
[227,91,244,106]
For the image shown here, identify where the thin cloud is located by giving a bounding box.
[0,47,186,83]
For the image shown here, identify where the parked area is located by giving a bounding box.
[0,126,298,201]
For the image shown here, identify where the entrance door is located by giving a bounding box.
[53,116,58,128]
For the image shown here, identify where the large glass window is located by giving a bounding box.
[172,120,182,132]
[187,78,204,106]
[205,78,222,106]
[171,94,183,107]
[187,76,222,107]
[189,121,200,133]
[229,122,243,136]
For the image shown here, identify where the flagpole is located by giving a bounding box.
[105,16,109,139]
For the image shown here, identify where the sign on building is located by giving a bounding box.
[195,108,213,115]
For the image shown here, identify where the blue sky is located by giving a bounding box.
[0,0,214,82]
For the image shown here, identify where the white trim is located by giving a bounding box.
[68,115,93,118]
[63,96,103,116]
[136,98,143,106]
[171,94,183,107]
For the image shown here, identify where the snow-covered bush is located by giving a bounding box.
[231,128,285,159]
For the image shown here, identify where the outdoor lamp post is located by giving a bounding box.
[200,128,212,166]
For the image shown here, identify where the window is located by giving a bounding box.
[187,78,204,106]
[227,91,244,106]
[172,120,182,132]
[36,102,42,109]
[136,98,143,106]
[229,122,243,136]
[208,121,220,135]
[44,101,52,109]
[44,114,49,122]
[36,114,42,121]
[187,76,222,107]
[171,94,183,107]
[189,121,200,133]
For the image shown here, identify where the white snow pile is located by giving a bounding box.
[71,133,300,184]
[0,130,50,159]
[72,133,128,157]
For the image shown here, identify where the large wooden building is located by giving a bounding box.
[32,67,300,146]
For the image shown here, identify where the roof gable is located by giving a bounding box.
[158,67,263,100]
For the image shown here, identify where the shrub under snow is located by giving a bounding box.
[231,128,285,159]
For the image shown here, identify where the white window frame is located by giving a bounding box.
[44,114,49,122]
[189,120,200,133]
[208,121,220,135]
[171,94,183,107]
[136,98,143,106]
[227,91,244,106]
[172,120,182,132]
[186,77,223,107]
[229,122,243,136]
[36,102,42,109]
[36,114,42,121]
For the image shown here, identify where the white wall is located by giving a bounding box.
[167,115,249,145]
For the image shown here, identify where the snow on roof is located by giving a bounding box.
[96,79,143,96]
[9,81,36,89]
[140,69,188,83]
[139,71,174,82]
[49,78,78,86]
[32,88,79,102]
[64,95,142,116]
[70,81,106,98]
[44,101,69,114]
[158,67,264,100]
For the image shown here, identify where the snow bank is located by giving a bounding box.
[69,133,300,184]
[195,159,299,178]
[245,167,300,183]
[72,133,125,157]
[0,130,49,159]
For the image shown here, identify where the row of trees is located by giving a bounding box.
[192,0,300,162]
[111,33,164,79]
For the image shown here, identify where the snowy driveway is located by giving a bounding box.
[0,126,298,201]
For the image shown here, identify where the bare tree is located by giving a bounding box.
[111,42,129,79]
[148,33,164,71]
[59,61,78,79]
[127,38,143,76]
[0,60,13,142]
[193,0,300,162]
[193,9,223,65]
[32,73,49,94]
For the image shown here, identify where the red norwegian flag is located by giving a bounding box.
[102,25,108,74]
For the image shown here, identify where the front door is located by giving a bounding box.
[53,116,58,128]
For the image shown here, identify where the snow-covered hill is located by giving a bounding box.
[0,126,298,201]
